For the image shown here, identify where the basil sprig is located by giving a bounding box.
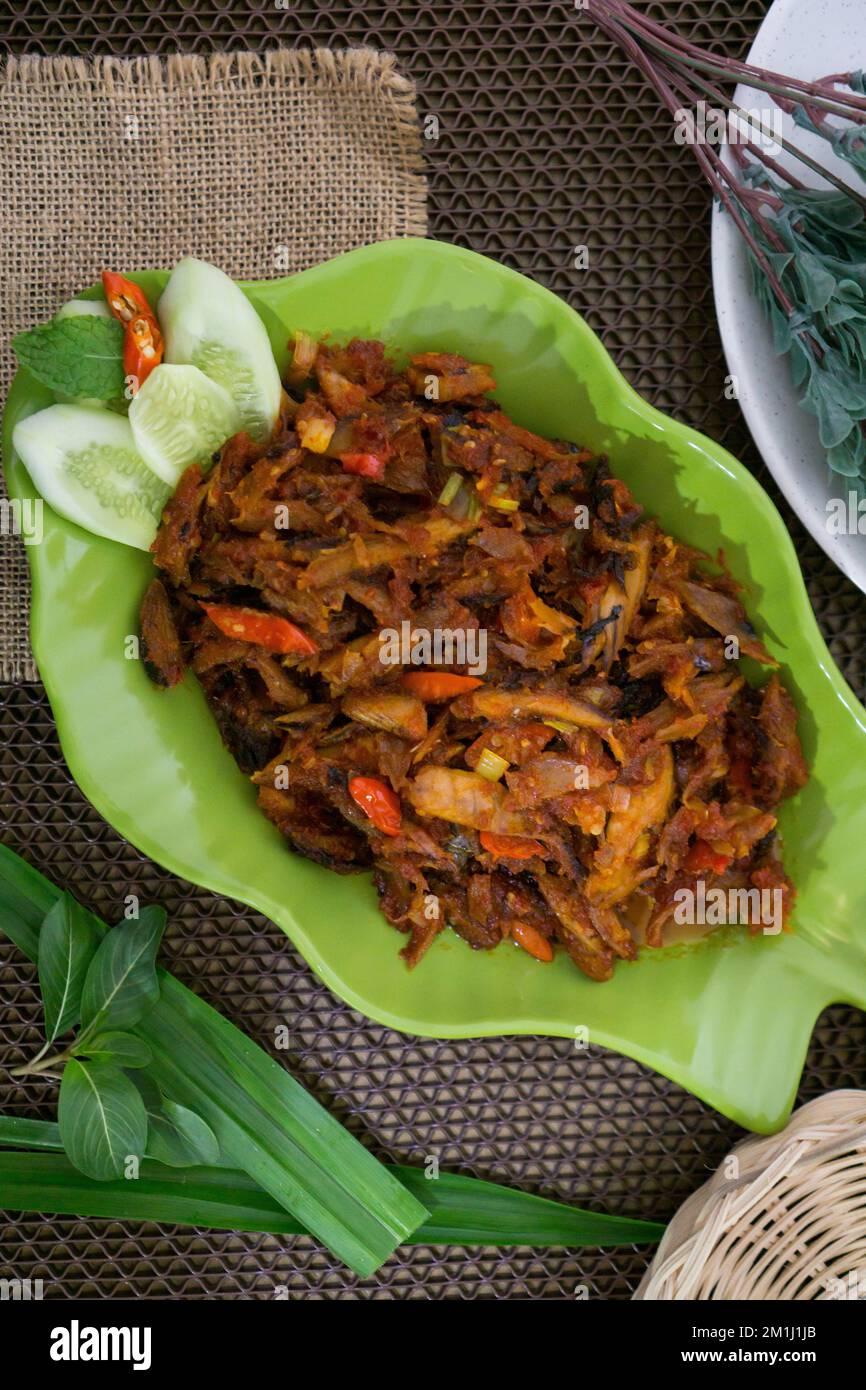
[10,892,218,1180]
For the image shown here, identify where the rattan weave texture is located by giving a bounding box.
[2,0,866,1301]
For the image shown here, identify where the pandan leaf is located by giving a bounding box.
[0,1147,666,1250]
[0,844,429,1278]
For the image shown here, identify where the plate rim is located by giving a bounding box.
[6,235,866,1132]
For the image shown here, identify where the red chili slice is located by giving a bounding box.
[102,270,164,388]
[202,604,317,656]
[348,776,402,837]
[479,832,546,861]
[510,920,554,962]
[401,672,484,701]
[684,839,733,875]
[340,452,387,481]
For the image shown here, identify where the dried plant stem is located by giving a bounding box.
[584,0,866,360]
[597,0,866,121]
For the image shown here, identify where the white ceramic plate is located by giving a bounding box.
[711,0,866,592]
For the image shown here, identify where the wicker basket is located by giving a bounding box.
[635,1091,866,1300]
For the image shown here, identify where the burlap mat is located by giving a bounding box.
[2,2,866,1302]
[0,47,427,681]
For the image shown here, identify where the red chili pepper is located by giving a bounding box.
[102,270,164,388]
[510,919,554,963]
[479,831,546,861]
[684,839,733,875]
[202,604,317,656]
[348,776,402,837]
[340,452,387,481]
[102,270,152,322]
[123,315,163,385]
[401,672,484,701]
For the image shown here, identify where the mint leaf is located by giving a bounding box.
[12,316,125,399]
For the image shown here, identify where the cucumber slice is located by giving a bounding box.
[55,393,107,408]
[12,405,169,551]
[55,297,111,320]
[158,257,281,440]
[128,363,240,486]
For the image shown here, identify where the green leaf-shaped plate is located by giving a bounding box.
[5,239,866,1133]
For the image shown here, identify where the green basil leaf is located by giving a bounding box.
[38,894,98,1045]
[128,1073,220,1167]
[129,1069,162,1110]
[146,1102,221,1169]
[79,907,165,1035]
[74,1031,153,1068]
[161,1101,220,1166]
[143,1116,191,1168]
[58,1060,147,1180]
[12,316,125,399]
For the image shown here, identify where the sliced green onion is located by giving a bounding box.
[475,748,510,782]
[543,719,576,733]
[489,495,519,511]
[438,472,463,506]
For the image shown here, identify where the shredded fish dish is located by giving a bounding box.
[140,335,807,980]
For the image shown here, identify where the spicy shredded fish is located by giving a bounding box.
[140,336,807,980]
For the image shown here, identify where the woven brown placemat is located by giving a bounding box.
[0,46,426,681]
[2,1,866,1302]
